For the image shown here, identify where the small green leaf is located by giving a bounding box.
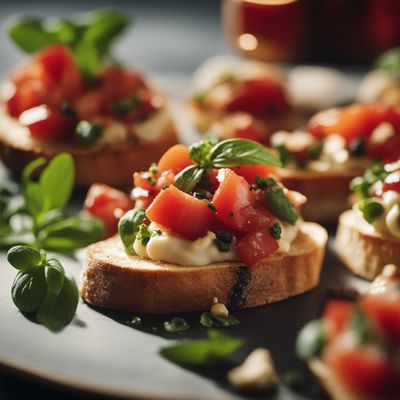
[174,165,205,193]
[295,319,326,361]
[37,215,105,250]
[358,199,384,224]
[8,17,58,53]
[189,139,215,167]
[11,269,47,313]
[262,178,298,225]
[275,144,294,167]
[7,245,42,271]
[269,223,282,240]
[160,330,243,366]
[118,209,147,253]
[36,276,79,332]
[210,139,282,168]
[164,317,190,333]
[39,153,74,211]
[200,312,240,328]
[45,259,65,296]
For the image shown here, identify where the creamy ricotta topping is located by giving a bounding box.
[132,218,300,267]
[371,191,400,238]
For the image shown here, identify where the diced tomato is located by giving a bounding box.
[157,144,193,173]
[133,170,175,192]
[212,169,274,231]
[368,134,400,162]
[84,183,132,237]
[324,343,400,398]
[360,294,400,343]
[146,185,218,240]
[19,105,75,140]
[225,79,289,118]
[308,104,400,144]
[236,230,279,267]
[232,165,276,184]
[322,300,353,340]
[382,171,400,193]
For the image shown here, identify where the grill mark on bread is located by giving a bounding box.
[228,266,251,311]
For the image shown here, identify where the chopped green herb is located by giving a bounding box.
[358,198,384,223]
[255,176,276,190]
[75,121,103,145]
[200,312,240,328]
[164,317,190,333]
[193,190,212,200]
[128,316,142,327]
[136,224,152,246]
[215,231,233,244]
[269,223,282,240]
[160,330,243,366]
[189,139,215,167]
[118,209,147,253]
[295,319,326,361]
[111,95,141,115]
[308,142,323,160]
[60,101,76,117]
[149,163,159,175]
[261,178,298,225]
[349,138,365,157]
[207,202,217,213]
[350,162,388,199]
[351,308,371,344]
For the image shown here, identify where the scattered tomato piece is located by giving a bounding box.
[157,144,193,173]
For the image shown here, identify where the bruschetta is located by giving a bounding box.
[186,56,303,143]
[0,15,177,188]
[270,103,400,223]
[80,138,328,313]
[336,161,400,280]
[296,264,400,400]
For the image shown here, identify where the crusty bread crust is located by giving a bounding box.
[279,169,361,224]
[80,222,327,314]
[0,111,178,188]
[186,99,303,135]
[309,359,361,400]
[335,209,400,280]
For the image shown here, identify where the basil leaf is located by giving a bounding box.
[7,245,42,271]
[210,139,282,168]
[295,319,326,361]
[160,330,243,366]
[8,17,58,53]
[36,276,79,332]
[375,47,400,75]
[118,209,146,253]
[189,139,215,167]
[45,259,65,296]
[37,215,105,250]
[11,269,47,313]
[39,153,74,210]
[200,312,240,328]
[22,158,46,219]
[164,317,190,333]
[174,165,205,193]
[263,179,298,225]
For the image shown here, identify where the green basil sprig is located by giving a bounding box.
[8,9,130,78]
[0,153,105,250]
[8,245,79,331]
[160,330,243,366]
[174,138,281,193]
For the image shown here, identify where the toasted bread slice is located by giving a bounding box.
[309,359,363,400]
[0,110,178,188]
[335,209,400,280]
[80,222,327,314]
[279,169,361,224]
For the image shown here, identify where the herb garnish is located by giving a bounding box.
[118,209,147,253]
[135,224,161,246]
[269,223,282,240]
[275,144,294,167]
[8,245,79,331]
[350,162,388,199]
[160,330,243,366]
[128,316,142,327]
[174,138,281,193]
[214,230,233,252]
[75,121,103,145]
[0,153,104,250]
[164,317,190,333]
[358,198,384,223]
[111,95,141,116]
[8,10,130,79]
[200,312,240,328]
